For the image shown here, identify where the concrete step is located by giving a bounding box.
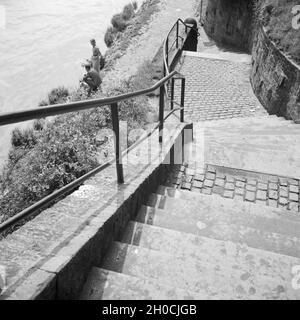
[137,200,300,258]
[149,189,300,234]
[100,241,300,299]
[80,267,204,300]
[122,221,300,283]
[197,116,297,128]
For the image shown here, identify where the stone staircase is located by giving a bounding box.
[79,48,300,300]
[80,178,300,299]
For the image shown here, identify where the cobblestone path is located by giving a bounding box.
[175,27,267,121]
[166,163,300,213]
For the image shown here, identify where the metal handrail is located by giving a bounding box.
[0,71,177,126]
[0,18,191,235]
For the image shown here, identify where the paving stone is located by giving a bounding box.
[269,183,278,191]
[202,188,212,195]
[181,182,192,190]
[288,179,298,186]
[235,187,244,196]
[212,186,224,196]
[234,194,244,201]
[223,190,234,199]
[225,183,235,191]
[247,179,257,186]
[245,191,256,202]
[204,179,214,188]
[215,178,225,187]
[185,168,194,176]
[257,183,268,191]
[206,172,216,180]
[289,185,299,194]
[235,176,246,182]
[269,190,279,200]
[216,172,226,179]
[257,190,267,201]
[236,181,245,188]
[279,197,288,206]
[194,174,205,182]
[183,175,193,183]
[279,177,288,186]
[246,185,256,192]
[289,193,299,202]
[206,165,216,173]
[279,187,288,198]
[288,202,299,211]
[226,176,235,183]
[192,180,203,189]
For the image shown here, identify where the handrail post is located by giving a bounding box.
[180,78,185,123]
[111,103,124,184]
[171,78,175,111]
[176,21,179,49]
[166,37,169,69]
[159,85,165,143]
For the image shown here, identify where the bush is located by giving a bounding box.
[11,127,39,148]
[111,13,127,32]
[48,86,69,105]
[104,26,118,47]
[122,3,135,20]
[132,1,138,10]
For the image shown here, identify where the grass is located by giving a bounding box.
[254,0,300,64]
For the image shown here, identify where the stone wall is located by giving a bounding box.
[204,0,253,52]
[251,26,300,121]
[202,0,300,122]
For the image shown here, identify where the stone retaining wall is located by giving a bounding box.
[251,26,300,122]
[202,0,300,122]
[203,0,253,52]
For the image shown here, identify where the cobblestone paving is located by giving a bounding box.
[174,54,267,122]
[165,164,300,212]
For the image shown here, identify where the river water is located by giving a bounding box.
[0,0,142,165]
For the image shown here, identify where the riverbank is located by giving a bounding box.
[0,0,199,226]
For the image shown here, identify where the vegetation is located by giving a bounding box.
[253,0,300,64]
[104,1,137,47]
[0,61,157,224]
[103,0,160,70]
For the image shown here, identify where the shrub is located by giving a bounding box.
[11,127,39,148]
[132,1,138,10]
[122,3,135,20]
[111,13,127,32]
[48,86,69,105]
[104,26,118,47]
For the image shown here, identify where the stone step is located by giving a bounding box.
[149,189,300,230]
[122,221,300,283]
[137,198,300,258]
[100,241,300,299]
[196,116,297,128]
[80,267,204,300]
